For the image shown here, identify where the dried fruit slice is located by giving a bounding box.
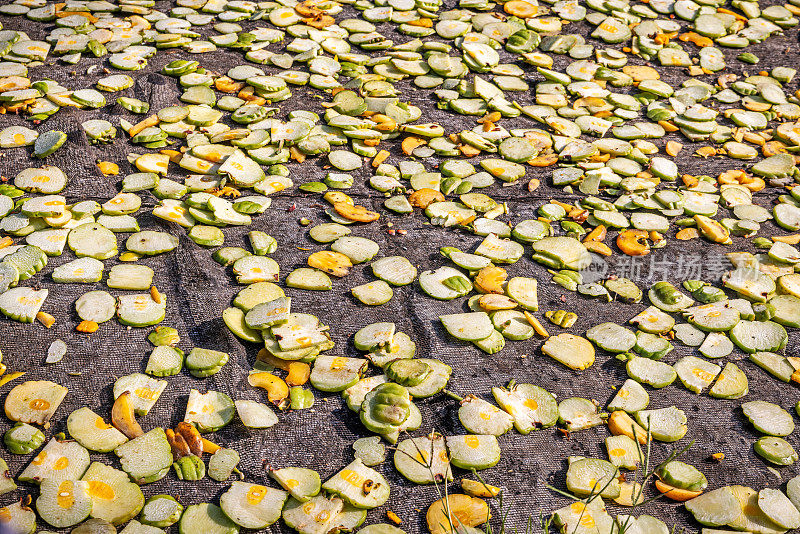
[0,501,35,533]
[440,312,493,341]
[758,488,800,530]
[5,380,67,425]
[322,459,390,509]
[36,479,92,528]
[67,407,128,452]
[282,495,343,534]
[558,397,604,432]
[552,497,614,534]
[19,438,90,484]
[352,437,386,467]
[446,435,500,470]
[709,362,749,399]
[113,374,167,416]
[220,481,287,529]
[307,251,352,277]
[0,287,48,323]
[114,428,173,484]
[116,292,166,327]
[334,202,380,222]
[68,224,118,259]
[635,407,687,442]
[686,486,741,527]
[491,383,558,434]
[178,503,239,534]
[310,356,367,392]
[743,401,795,437]
[541,333,595,370]
[75,290,116,323]
[608,379,649,413]
[139,495,183,527]
[81,461,145,525]
[270,467,321,503]
[184,390,235,433]
[371,256,417,286]
[208,448,241,483]
[351,280,393,306]
[674,356,721,394]
[729,485,789,532]
[566,458,621,499]
[586,323,636,353]
[394,434,451,485]
[234,400,278,429]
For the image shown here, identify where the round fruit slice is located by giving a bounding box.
[36,479,92,528]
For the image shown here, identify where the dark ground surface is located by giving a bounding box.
[1,0,800,532]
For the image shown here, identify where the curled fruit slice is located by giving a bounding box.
[248,372,290,406]
[334,202,380,223]
[111,391,144,439]
[655,481,702,501]
[426,494,490,534]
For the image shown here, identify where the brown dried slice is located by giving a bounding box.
[408,188,445,209]
[111,391,144,439]
[176,422,204,457]
[166,428,190,459]
[333,202,380,223]
[307,251,353,277]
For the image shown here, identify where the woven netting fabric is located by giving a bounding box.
[0,0,799,531]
